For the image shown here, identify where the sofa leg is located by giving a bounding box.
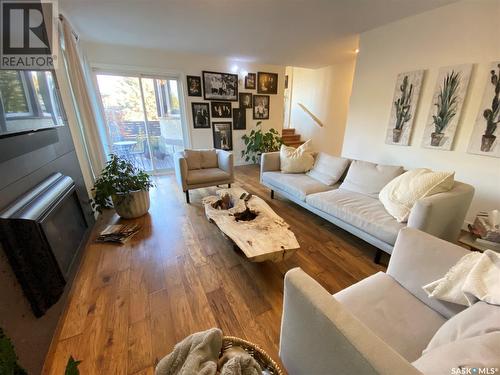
[228,183,231,188]
[185,190,190,204]
[270,190,274,199]
[374,249,382,264]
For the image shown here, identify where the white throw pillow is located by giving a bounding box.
[423,302,500,354]
[379,168,455,223]
[280,140,314,173]
[412,332,500,375]
[306,153,350,186]
[339,160,404,198]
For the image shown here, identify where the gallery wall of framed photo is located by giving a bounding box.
[185,68,285,164]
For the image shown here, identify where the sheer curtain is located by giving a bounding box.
[59,15,107,180]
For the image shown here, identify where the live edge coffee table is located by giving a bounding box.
[203,187,299,262]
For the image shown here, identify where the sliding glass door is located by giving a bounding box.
[95,72,186,173]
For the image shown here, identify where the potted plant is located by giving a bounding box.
[430,70,461,147]
[0,327,81,374]
[91,154,154,219]
[392,75,413,143]
[481,64,500,152]
[241,122,283,164]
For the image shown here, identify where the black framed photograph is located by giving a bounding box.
[212,122,233,150]
[202,71,238,101]
[191,102,210,128]
[211,101,232,118]
[253,95,270,120]
[257,72,278,94]
[186,75,202,96]
[239,92,252,109]
[232,108,246,130]
[245,73,256,89]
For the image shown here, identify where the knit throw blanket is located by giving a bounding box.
[423,250,500,306]
[155,328,262,375]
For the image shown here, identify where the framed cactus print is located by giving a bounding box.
[385,70,424,146]
[421,64,472,150]
[467,62,500,158]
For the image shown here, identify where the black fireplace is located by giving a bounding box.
[0,173,89,317]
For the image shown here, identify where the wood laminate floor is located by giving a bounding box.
[43,165,386,375]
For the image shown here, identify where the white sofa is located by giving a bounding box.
[279,228,497,375]
[260,151,474,260]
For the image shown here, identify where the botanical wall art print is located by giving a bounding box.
[421,64,472,150]
[385,70,424,146]
[467,62,500,158]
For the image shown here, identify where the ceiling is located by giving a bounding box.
[60,0,458,68]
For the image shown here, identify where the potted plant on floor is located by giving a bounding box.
[481,64,499,152]
[392,75,413,143]
[241,121,283,164]
[430,70,461,147]
[91,154,154,219]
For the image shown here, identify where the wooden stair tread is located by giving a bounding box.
[282,128,303,147]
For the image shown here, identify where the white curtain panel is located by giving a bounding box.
[59,15,107,180]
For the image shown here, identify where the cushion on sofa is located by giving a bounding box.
[186,168,231,185]
[339,160,404,198]
[334,272,446,362]
[199,149,218,169]
[423,301,500,354]
[306,189,405,245]
[280,140,315,173]
[379,168,455,223]
[306,152,350,186]
[262,171,335,201]
[184,149,202,170]
[412,332,500,375]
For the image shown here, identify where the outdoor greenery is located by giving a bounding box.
[483,64,500,136]
[0,71,29,114]
[433,70,461,134]
[241,122,283,163]
[393,75,414,130]
[91,154,154,213]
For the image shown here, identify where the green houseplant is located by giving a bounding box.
[430,70,461,147]
[91,154,154,219]
[0,327,81,374]
[392,75,414,143]
[481,64,500,152]
[241,122,283,164]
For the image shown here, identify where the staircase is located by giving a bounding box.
[282,128,305,148]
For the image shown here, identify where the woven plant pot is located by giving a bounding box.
[221,336,283,375]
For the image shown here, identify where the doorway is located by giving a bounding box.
[95,72,187,173]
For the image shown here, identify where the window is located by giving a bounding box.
[0,70,66,136]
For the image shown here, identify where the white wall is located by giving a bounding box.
[288,60,356,156]
[82,41,286,165]
[343,0,500,224]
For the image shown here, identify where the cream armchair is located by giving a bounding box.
[174,149,234,203]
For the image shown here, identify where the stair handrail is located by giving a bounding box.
[297,103,324,128]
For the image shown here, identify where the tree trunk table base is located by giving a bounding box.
[203,187,300,262]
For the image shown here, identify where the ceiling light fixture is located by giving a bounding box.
[354,48,360,54]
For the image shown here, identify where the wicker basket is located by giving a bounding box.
[221,336,284,375]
